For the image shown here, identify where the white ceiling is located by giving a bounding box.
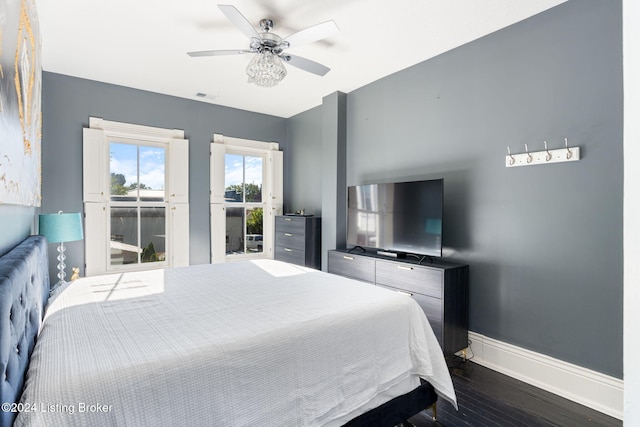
[35,0,567,118]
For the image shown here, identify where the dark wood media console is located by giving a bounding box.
[328,249,469,355]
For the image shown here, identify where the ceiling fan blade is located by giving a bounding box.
[188,49,252,57]
[283,21,339,49]
[218,4,260,40]
[283,54,331,76]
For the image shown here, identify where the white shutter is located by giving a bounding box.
[264,150,283,257]
[83,128,107,202]
[170,203,190,267]
[263,204,283,258]
[84,202,108,276]
[210,143,226,204]
[168,138,190,265]
[210,204,226,263]
[168,138,189,203]
[267,150,283,205]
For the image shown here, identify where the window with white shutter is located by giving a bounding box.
[210,134,283,264]
[83,117,189,275]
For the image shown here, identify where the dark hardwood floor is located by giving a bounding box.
[406,356,622,427]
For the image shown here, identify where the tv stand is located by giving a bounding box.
[328,249,469,355]
[348,245,366,254]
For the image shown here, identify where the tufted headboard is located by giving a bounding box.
[0,236,50,427]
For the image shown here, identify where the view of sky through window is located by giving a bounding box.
[110,142,165,190]
[225,154,263,188]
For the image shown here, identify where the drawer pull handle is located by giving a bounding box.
[284,248,293,252]
[396,290,413,297]
[284,233,293,237]
[397,265,413,271]
[343,256,354,261]
[285,218,292,221]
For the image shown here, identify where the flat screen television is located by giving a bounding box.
[347,179,443,257]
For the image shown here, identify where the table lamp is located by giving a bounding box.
[39,211,84,289]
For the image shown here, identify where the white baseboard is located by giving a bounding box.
[463,331,623,420]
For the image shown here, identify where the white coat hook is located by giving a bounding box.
[525,144,533,163]
[544,141,552,161]
[507,146,516,165]
[506,137,580,167]
[565,138,572,159]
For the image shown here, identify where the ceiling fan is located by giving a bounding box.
[187,4,339,87]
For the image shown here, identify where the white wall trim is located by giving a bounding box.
[212,133,279,151]
[465,331,623,420]
[89,117,185,141]
[623,0,640,423]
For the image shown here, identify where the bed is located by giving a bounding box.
[1,236,456,426]
[0,237,50,427]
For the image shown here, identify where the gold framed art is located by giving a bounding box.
[0,0,42,207]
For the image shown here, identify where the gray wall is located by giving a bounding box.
[320,92,348,270]
[0,206,35,257]
[40,72,287,274]
[285,106,323,216]
[287,0,623,378]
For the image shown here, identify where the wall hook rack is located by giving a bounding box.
[505,138,580,168]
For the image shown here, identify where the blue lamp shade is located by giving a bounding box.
[38,212,84,243]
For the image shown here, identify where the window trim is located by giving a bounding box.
[210,134,283,264]
[83,117,189,276]
[89,117,185,142]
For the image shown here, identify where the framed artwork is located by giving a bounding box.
[0,0,42,207]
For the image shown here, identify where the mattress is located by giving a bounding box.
[16,260,456,426]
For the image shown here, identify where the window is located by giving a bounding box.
[225,153,264,255]
[109,142,167,267]
[83,118,189,276]
[210,134,282,263]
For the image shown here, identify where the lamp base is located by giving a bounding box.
[51,242,68,296]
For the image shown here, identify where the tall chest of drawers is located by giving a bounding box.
[274,216,321,269]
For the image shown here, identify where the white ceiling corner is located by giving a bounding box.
[35,0,567,118]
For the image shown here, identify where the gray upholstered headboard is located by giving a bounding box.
[0,236,50,427]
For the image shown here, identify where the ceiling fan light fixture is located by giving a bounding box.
[246,51,287,87]
[188,6,337,87]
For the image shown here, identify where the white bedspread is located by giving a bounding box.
[16,260,456,426]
